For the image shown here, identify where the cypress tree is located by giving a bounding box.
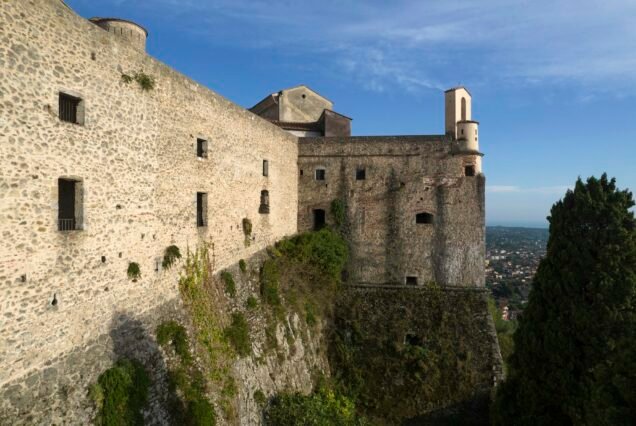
[492,174,636,425]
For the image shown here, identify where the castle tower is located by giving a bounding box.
[445,87,481,173]
[89,17,148,52]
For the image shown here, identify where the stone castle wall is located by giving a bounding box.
[0,0,298,405]
[298,136,485,286]
[0,0,493,423]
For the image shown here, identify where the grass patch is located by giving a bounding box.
[221,271,236,298]
[239,259,247,273]
[91,359,150,426]
[245,296,258,310]
[223,312,251,357]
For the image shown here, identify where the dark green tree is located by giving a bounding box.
[492,174,636,425]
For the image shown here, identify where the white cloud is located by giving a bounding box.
[76,0,636,95]
[487,185,572,195]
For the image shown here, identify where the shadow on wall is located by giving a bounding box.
[401,391,491,426]
[107,312,171,422]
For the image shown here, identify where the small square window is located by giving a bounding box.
[356,168,366,180]
[315,168,326,181]
[406,276,418,285]
[197,138,208,159]
[416,212,434,224]
[58,93,84,125]
[464,165,476,177]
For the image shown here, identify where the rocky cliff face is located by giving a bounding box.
[1,232,501,425]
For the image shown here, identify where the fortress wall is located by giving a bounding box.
[0,0,297,406]
[298,136,485,286]
[331,286,503,424]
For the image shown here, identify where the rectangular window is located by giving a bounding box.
[464,165,476,177]
[59,93,83,124]
[263,160,269,177]
[356,168,366,180]
[197,138,208,159]
[315,168,326,181]
[196,192,207,227]
[406,276,418,286]
[58,178,82,231]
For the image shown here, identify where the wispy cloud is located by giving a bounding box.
[487,185,572,195]
[75,0,636,96]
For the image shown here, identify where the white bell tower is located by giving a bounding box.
[445,87,482,173]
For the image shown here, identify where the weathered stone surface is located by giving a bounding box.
[0,0,298,422]
[298,136,485,287]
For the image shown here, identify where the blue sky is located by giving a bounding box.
[66,0,636,228]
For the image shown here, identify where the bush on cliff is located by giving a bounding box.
[492,174,636,425]
[276,228,348,281]
[264,386,367,426]
[92,359,150,426]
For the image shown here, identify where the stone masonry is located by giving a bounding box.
[0,0,492,423]
[1,0,297,418]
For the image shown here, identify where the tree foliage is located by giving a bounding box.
[92,359,150,426]
[492,174,636,425]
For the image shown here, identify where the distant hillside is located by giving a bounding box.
[486,226,548,310]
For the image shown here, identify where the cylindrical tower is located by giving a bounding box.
[457,120,482,174]
[457,120,479,151]
[89,18,148,52]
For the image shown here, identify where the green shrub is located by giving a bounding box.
[260,259,281,306]
[239,259,247,273]
[223,312,251,357]
[135,72,155,91]
[277,228,348,280]
[264,386,366,426]
[167,367,216,426]
[330,199,346,228]
[162,245,182,270]
[156,321,190,362]
[246,296,258,310]
[127,262,141,281]
[121,71,156,91]
[221,271,236,298]
[93,359,150,426]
